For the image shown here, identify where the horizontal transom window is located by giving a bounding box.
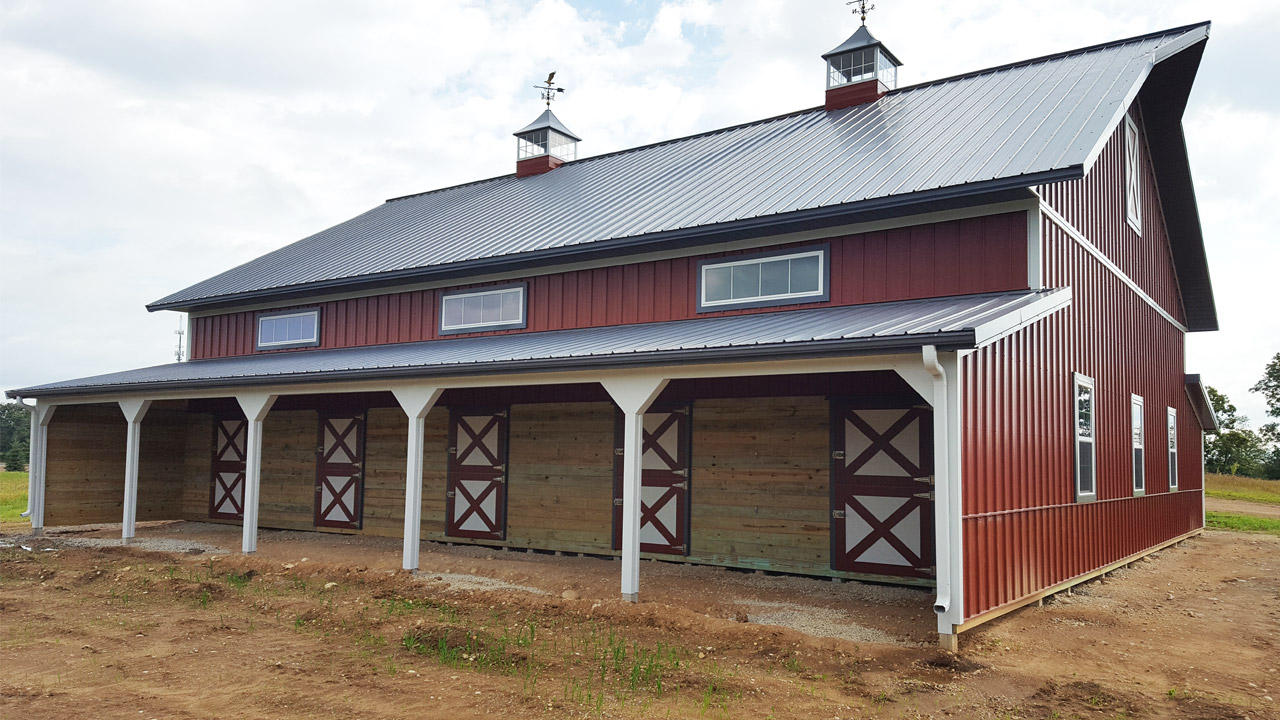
[440,285,526,334]
[698,247,828,311]
[257,309,320,350]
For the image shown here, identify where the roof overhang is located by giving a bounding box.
[1184,374,1220,432]
[18,289,1069,400]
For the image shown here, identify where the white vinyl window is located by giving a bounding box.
[1131,395,1145,496]
[440,285,526,334]
[1167,408,1178,491]
[699,248,827,311]
[1074,374,1097,502]
[256,309,320,350]
[1124,114,1142,233]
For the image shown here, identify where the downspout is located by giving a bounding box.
[15,397,34,518]
[922,346,952,617]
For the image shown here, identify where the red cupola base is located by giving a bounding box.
[516,155,565,178]
[825,79,889,111]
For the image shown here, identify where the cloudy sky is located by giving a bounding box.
[1,0,1277,423]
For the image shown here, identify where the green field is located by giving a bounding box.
[0,471,28,523]
[1205,473,1280,505]
[1206,511,1280,537]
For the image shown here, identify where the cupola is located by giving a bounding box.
[514,72,581,178]
[822,13,902,111]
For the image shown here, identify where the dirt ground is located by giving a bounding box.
[1207,496,1280,520]
[1,521,1276,720]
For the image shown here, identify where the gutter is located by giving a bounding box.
[922,347,953,620]
[8,330,977,400]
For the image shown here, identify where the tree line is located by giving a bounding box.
[0,402,29,471]
[1206,352,1280,479]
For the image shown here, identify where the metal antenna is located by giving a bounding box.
[846,0,875,25]
[174,319,186,362]
[535,71,566,108]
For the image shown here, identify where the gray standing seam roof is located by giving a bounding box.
[12,290,1066,398]
[148,24,1209,312]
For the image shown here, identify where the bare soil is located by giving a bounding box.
[1,521,1276,719]
[1209,496,1280,519]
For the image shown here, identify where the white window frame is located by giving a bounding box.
[1124,114,1142,234]
[1074,373,1098,503]
[1131,394,1145,497]
[697,246,829,312]
[256,308,320,350]
[1167,407,1178,491]
[439,284,527,335]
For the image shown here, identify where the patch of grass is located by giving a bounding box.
[0,471,28,523]
[1205,473,1280,506]
[1206,511,1280,536]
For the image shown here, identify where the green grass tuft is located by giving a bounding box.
[0,471,28,523]
[1206,511,1280,536]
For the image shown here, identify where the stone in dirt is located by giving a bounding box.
[560,589,579,600]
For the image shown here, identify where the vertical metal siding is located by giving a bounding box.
[191,213,1028,359]
[960,214,1203,622]
[1037,105,1185,323]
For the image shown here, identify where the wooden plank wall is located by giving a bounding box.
[45,404,189,526]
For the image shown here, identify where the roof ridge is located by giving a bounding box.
[385,21,1208,206]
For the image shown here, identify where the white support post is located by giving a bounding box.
[118,399,153,543]
[393,386,444,572]
[601,375,669,603]
[26,403,56,536]
[922,347,965,649]
[236,393,278,554]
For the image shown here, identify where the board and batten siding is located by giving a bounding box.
[191,213,1028,359]
[44,404,189,526]
[958,211,1203,623]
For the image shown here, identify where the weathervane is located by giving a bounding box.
[535,71,566,108]
[846,0,875,25]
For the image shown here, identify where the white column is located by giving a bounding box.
[601,375,669,603]
[919,347,965,649]
[236,393,278,554]
[118,399,153,543]
[27,403,56,536]
[393,386,443,572]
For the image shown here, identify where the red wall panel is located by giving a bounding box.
[959,216,1204,622]
[1037,103,1185,324]
[192,212,1029,360]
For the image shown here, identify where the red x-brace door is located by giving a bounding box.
[830,402,934,578]
[210,418,247,520]
[446,409,509,541]
[315,412,366,530]
[613,405,691,556]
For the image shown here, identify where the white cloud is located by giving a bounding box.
[1,0,1277,422]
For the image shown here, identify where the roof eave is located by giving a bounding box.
[147,170,1072,314]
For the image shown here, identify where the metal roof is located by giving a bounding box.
[149,23,1210,313]
[822,25,903,65]
[1184,374,1220,433]
[514,109,582,142]
[13,289,1067,399]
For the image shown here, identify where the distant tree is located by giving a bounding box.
[1204,387,1266,476]
[1,440,27,473]
[1252,353,1280,419]
[0,402,30,456]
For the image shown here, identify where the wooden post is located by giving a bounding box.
[236,393,278,554]
[601,375,669,603]
[393,386,443,572]
[118,399,153,543]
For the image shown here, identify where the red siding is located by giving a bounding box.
[959,216,1203,622]
[192,213,1028,359]
[1037,103,1185,324]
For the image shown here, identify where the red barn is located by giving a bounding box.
[8,21,1221,649]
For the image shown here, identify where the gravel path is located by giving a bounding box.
[741,599,902,645]
[413,571,548,595]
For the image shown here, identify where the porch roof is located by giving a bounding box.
[9,289,1068,399]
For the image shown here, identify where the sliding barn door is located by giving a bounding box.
[830,402,934,578]
[613,405,691,556]
[446,409,509,541]
[210,418,247,520]
[315,412,367,530]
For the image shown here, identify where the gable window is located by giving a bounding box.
[1124,114,1142,233]
[1131,395,1145,496]
[1167,408,1178,491]
[256,309,320,350]
[440,284,527,334]
[1074,373,1097,502]
[698,246,829,312]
